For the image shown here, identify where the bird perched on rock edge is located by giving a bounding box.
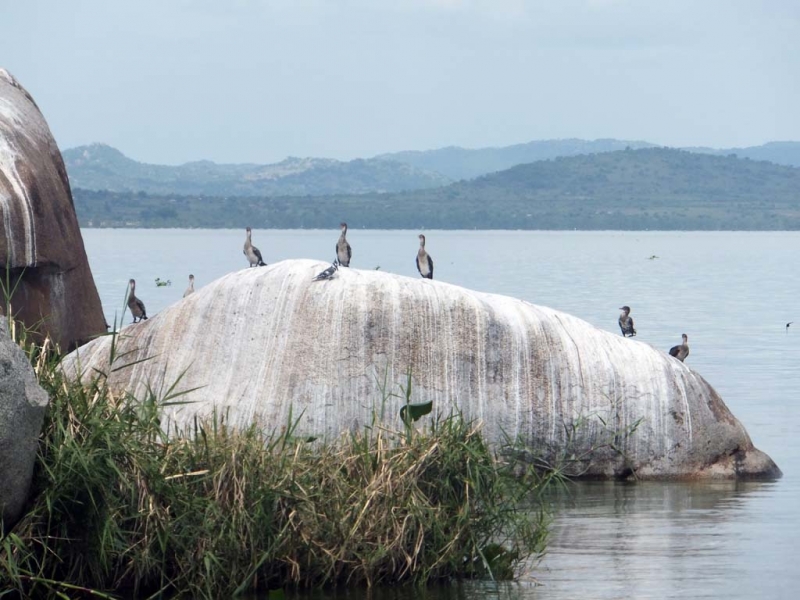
[127,279,148,323]
[416,234,434,279]
[669,333,690,362]
[244,227,266,267]
[183,274,195,297]
[618,306,636,337]
[336,222,352,267]
[313,259,339,281]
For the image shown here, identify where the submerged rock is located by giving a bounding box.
[0,320,49,527]
[0,68,106,350]
[62,259,779,480]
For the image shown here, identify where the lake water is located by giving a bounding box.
[82,229,799,599]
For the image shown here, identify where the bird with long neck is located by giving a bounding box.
[336,222,352,267]
[669,333,690,362]
[416,234,433,279]
[127,279,148,323]
[244,227,266,267]
[618,305,636,337]
[183,274,195,297]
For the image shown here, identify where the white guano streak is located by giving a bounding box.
[0,128,35,265]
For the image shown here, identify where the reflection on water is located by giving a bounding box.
[80,230,799,599]
[536,481,788,599]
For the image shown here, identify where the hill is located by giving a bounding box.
[378,139,800,181]
[377,138,656,180]
[684,141,800,168]
[62,144,451,196]
[73,148,800,230]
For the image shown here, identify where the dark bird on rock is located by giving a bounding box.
[244,227,266,267]
[416,234,434,279]
[336,222,352,267]
[618,306,636,337]
[669,333,690,362]
[313,259,339,281]
[127,279,148,323]
[183,274,195,298]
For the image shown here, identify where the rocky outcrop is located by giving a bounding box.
[0,320,48,526]
[62,260,780,480]
[0,68,106,350]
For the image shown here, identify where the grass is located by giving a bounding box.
[0,324,554,599]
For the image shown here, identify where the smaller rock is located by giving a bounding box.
[0,320,49,527]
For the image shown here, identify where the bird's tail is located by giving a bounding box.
[258,260,266,266]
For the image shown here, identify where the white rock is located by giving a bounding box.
[62,259,779,480]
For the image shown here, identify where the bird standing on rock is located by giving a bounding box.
[618,306,636,337]
[244,227,266,267]
[336,222,352,267]
[416,234,434,279]
[127,279,148,323]
[669,333,690,362]
[183,274,195,297]
[312,259,339,281]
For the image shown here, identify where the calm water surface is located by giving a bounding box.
[82,230,799,599]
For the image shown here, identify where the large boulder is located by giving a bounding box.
[62,260,780,480]
[0,320,48,526]
[0,68,106,351]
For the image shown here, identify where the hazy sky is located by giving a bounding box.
[2,0,799,164]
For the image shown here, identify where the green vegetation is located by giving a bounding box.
[0,328,551,598]
[74,148,800,230]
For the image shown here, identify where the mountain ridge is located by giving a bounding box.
[62,143,451,196]
[378,139,800,180]
[64,139,800,198]
[73,147,800,230]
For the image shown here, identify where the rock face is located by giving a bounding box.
[0,68,106,350]
[62,260,780,480]
[0,320,48,526]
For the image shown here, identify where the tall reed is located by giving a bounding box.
[0,328,552,599]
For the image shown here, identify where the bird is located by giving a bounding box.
[312,259,339,281]
[416,234,434,279]
[618,306,636,337]
[244,227,266,267]
[127,279,148,323]
[183,274,195,297]
[669,333,690,362]
[336,222,352,267]
[786,322,793,333]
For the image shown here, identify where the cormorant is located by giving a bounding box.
[244,227,266,267]
[336,222,352,267]
[416,234,434,279]
[618,306,636,337]
[127,279,148,323]
[669,333,690,362]
[183,274,195,297]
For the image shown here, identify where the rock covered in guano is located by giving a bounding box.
[0,320,49,527]
[0,68,106,350]
[62,259,780,480]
